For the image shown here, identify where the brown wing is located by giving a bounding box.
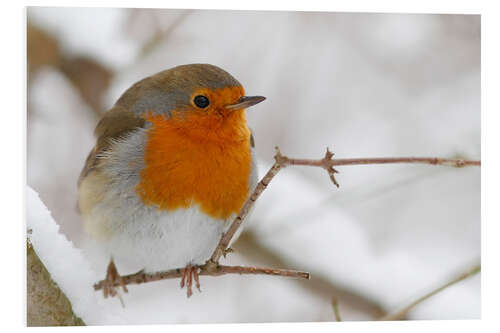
[77,106,145,186]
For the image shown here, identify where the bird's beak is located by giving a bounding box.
[226,96,266,110]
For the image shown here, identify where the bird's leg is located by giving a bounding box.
[180,265,201,297]
[102,258,128,298]
[193,267,201,292]
[180,265,188,288]
[187,266,193,297]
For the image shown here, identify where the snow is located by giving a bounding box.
[26,186,125,325]
[27,8,480,323]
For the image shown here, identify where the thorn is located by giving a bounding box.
[274,146,289,165]
[223,247,234,258]
[330,176,340,188]
[325,147,335,159]
[328,170,340,188]
[320,148,340,187]
[274,146,282,159]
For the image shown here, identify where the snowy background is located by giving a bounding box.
[26,7,480,323]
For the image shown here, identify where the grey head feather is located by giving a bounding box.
[115,64,242,117]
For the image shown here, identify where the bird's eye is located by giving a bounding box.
[193,95,210,108]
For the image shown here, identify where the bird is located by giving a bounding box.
[77,64,265,297]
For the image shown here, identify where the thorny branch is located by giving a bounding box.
[94,265,310,291]
[207,147,480,267]
[94,147,480,297]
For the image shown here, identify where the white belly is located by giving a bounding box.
[90,203,232,273]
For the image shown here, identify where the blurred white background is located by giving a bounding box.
[26,7,480,323]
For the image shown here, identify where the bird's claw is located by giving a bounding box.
[102,259,128,298]
[180,265,201,297]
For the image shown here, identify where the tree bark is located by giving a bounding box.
[27,240,85,326]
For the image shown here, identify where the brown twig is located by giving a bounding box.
[207,147,480,267]
[379,264,481,321]
[94,265,310,291]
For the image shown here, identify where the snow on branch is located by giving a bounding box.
[27,186,122,325]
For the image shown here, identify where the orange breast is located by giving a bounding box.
[136,111,252,220]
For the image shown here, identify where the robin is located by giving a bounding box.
[77,64,265,297]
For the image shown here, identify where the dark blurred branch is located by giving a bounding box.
[27,23,62,76]
[235,230,387,319]
[138,10,193,57]
[332,297,342,322]
[28,22,114,118]
[60,57,113,116]
[379,263,481,321]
